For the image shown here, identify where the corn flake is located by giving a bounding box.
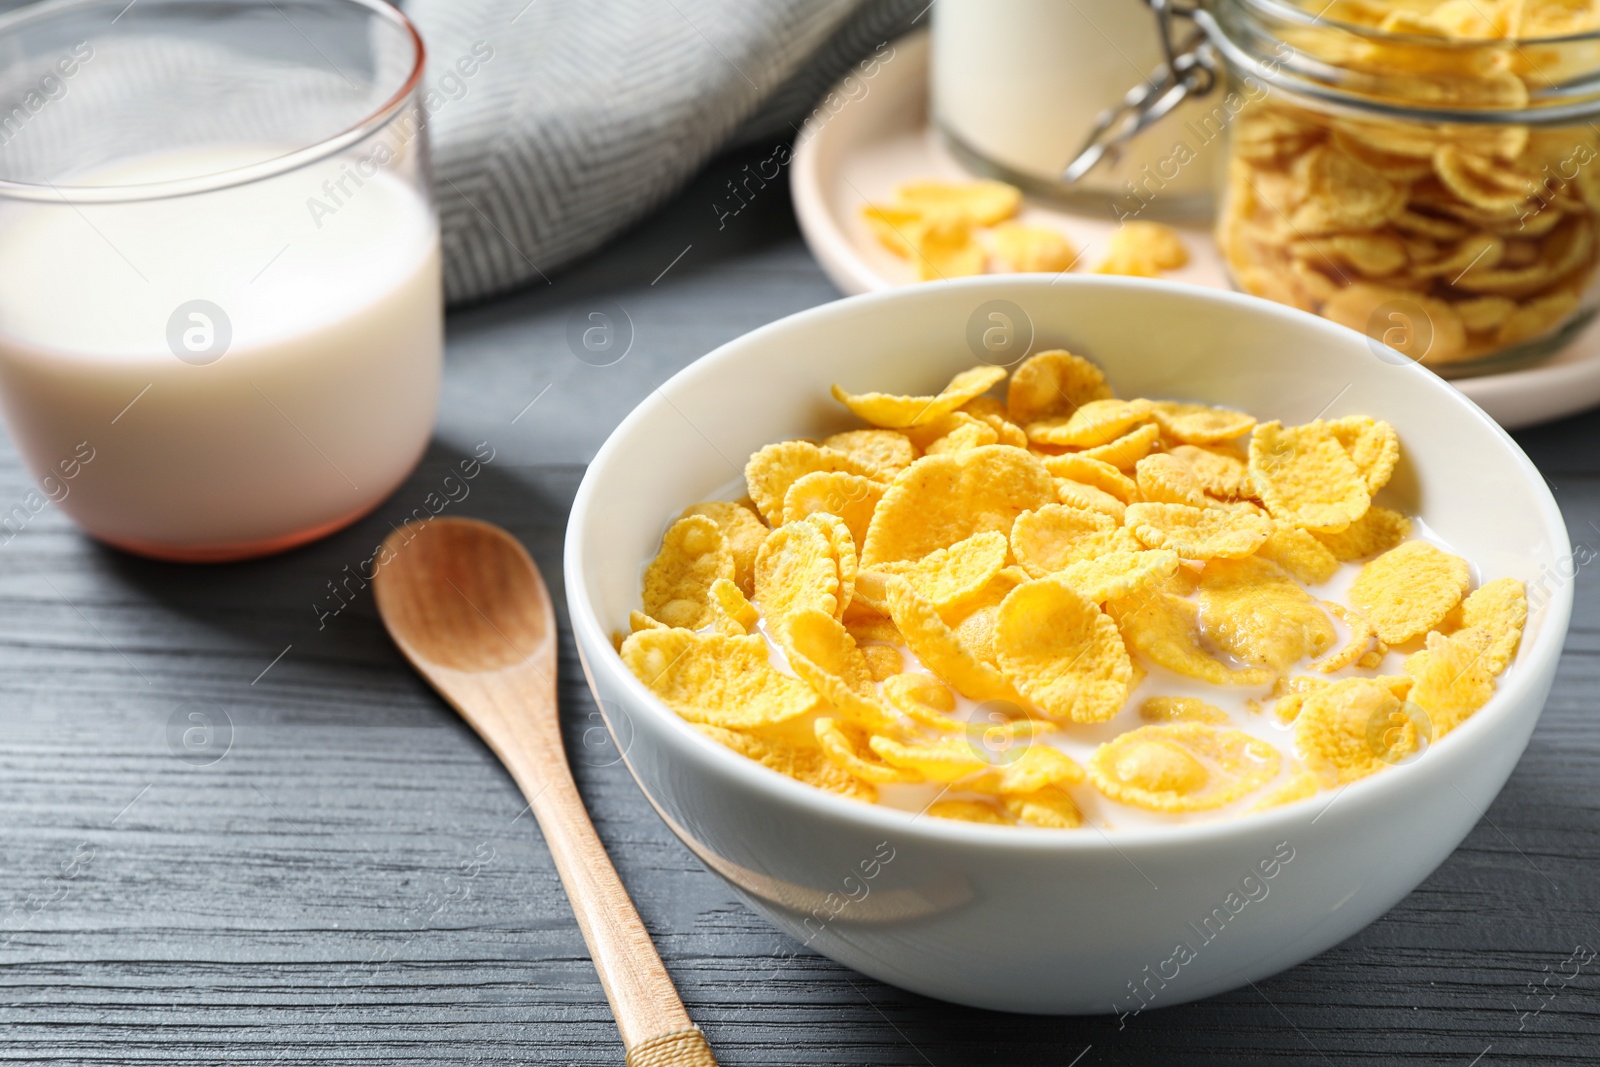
[1003,786,1084,828]
[1058,549,1181,604]
[927,799,1012,824]
[1094,221,1190,277]
[1054,478,1128,522]
[815,718,921,784]
[708,578,758,636]
[882,671,962,730]
[886,576,1021,703]
[1294,677,1420,785]
[1348,539,1471,644]
[1125,502,1272,560]
[779,608,898,733]
[754,519,841,626]
[642,515,735,628]
[1257,521,1342,585]
[895,178,1022,226]
[622,628,819,728]
[831,365,1006,430]
[861,445,1055,567]
[1314,505,1412,561]
[1081,422,1162,469]
[1198,556,1337,670]
[1088,723,1281,811]
[782,470,886,548]
[875,530,1009,616]
[994,576,1135,722]
[1151,402,1257,445]
[1006,350,1114,425]
[869,734,990,782]
[1140,696,1231,724]
[1460,577,1527,674]
[745,440,881,525]
[993,221,1077,273]
[1026,398,1154,448]
[1249,420,1372,533]
[1136,453,1210,507]
[822,429,916,478]
[1111,591,1272,687]
[1009,504,1117,577]
[696,724,874,802]
[1403,625,1497,736]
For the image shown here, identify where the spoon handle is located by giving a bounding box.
[493,709,717,1066]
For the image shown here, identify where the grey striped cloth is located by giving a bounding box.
[402,0,927,305]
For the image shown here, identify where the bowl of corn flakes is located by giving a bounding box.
[564,275,1571,1014]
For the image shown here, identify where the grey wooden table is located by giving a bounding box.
[2,145,1597,1066]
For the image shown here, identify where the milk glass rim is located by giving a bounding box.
[0,0,426,204]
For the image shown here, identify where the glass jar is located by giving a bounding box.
[1198,0,1600,374]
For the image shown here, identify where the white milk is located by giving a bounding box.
[0,146,441,559]
[932,0,1219,218]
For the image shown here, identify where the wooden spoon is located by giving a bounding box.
[373,517,716,1067]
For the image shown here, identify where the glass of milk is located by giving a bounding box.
[0,0,442,561]
[932,0,1217,220]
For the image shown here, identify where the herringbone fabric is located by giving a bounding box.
[403,0,925,304]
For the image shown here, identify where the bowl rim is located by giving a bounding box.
[565,274,1573,853]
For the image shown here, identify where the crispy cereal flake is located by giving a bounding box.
[745,440,880,525]
[831,365,1006,430]
[696,724,874,801]
[1198,556,1337,671]
[1347,540,1470,644]
[1314,505,1412,561]
[994,577,1135,722]
[1088,723,1281,811]
[886,576,1021,703]
[1248,420,1372,533]
[1006,350,1113,425]
[622,629,819,728]
[642,515,734,629]
[1125,502,1272,560]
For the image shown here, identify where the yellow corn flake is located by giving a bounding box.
[1009,504,1117,577]
[1267,674,1332,724]
[1403,626,1498,736]
[1111,592,1272,687]
[1150,402,1257,445]
[923,414,1001,455]
[678,501,768,596]
[779,608,898,733]
[1198,557,1338,671]
[1166,444,1253,500]
[1325,415,1401,495]
[846,617,903,646]
[876,530,1009,615]
[992,221,1077,273]
[1294,677,1421,786]
[861,204,924,259]
[1094,222,1190,277]
[1348,539,1471,644]
[1140,696,1231,724]
[1058,550,1180,604]
[804,512,858,620]
[968,743,1086,795]
[885,576,1021,703]
[1257,521,1342,585]
[1288,145,1406,236]
[1005,350,1114,425]
[968,409,1030,449]
[860,445,1055,567]
[781,470,886,548]
[822,429,916,478]
[1460,577,1527,675]
[642,514,735,629]
[1026,398,1155,448]
[1125,502,1272,560]
[1088,723,1281,811]
[894,178,1022,226]
[1039,452,1138,502]
[630,609,666,633]
[1314,505,1412,561]
[831,365,1006,430]
[622,628,820,728]
[912,215,987,281]
[994,577,1135,722]
[869,734,990,782]
[695,724,875,802]
[707,578,758,636]
[1248,420,1372,533]
[1003,785,1084,828]
[882,671,962,730]
[861,643,904,681]
[1135,453,1210,507]
[1313,601,1376,673]
[745,440,881,525]
[1080,422,1161,469]
[815,718,921,784]
[1251,766,1321,811]
[1054,478,1128,522]
[927,799,1013,824]
[754,519,841,626]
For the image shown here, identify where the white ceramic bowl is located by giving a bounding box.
[564,276,1571,1015]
